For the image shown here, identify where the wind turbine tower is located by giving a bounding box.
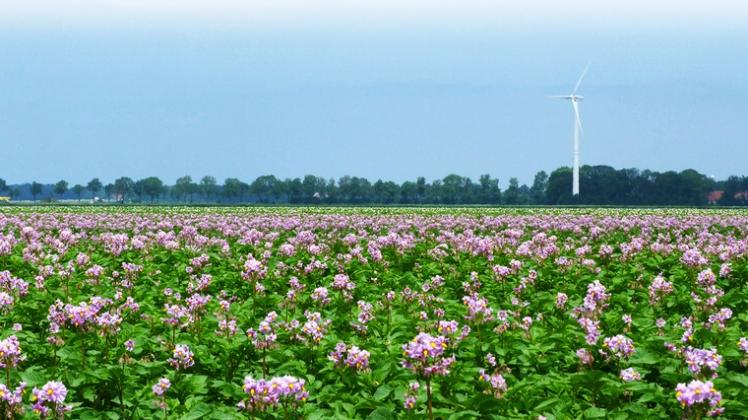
[550,64,589,196]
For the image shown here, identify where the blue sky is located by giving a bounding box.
[1,1,747,186]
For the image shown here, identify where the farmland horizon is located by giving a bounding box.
[3,163,748,206]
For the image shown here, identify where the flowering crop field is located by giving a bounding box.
[0,207,746,419]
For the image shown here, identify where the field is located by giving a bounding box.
[0,207,746,419]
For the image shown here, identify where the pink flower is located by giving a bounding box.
[152,377,171,397]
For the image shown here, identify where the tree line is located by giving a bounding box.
[1,165,746,206]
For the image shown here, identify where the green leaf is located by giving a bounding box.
[178,403,212,420]
[20,367,47,387]
[182,374,209,395]
[583,407,608,418]
[367,406,395,420]
[373,384,392,401]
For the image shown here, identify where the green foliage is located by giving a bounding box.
[0,207,744,419]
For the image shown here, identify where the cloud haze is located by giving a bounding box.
[0,1,746,186]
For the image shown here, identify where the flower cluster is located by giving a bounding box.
[555,292,568,309]
[576,348,594,366]
[436,320,470,343]
[675,380,723,417]
[706,308,732,330]
[401,333,455,377]
[237,376,308,412]
[152,377,171,397]
[31,381,70,418]
[0,335,25,369]
[311,287,330,306]
[328,342,371,372]
[580,280,610,317]
[577,318,601,346]
[351,300,374,333]
[332,273,355,301]
[478,369,508,399]
[619,367,641,382]
[739,337,748,367]
[241,255,267,281]
[403,382,420,410]
[0,382,25,415]
[168,344,195,370]
[297,311,331,345]
[601,335,635,359]
[247,312,278,350]
[152,377,171,409]
[648,274,673,305]
[683,347,722,378]
[462,294,493,324]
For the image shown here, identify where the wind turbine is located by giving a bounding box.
[550,63,589,196]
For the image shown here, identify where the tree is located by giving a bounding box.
[546,167,573,204]
[222,178,244,202]
[503,178,521,205]
[200,176,218,201]
[302,175,327,203]
[104,183,115,201]
[54,180,68,198]
[31,182,43,202]
[415,177,427,204]
[0,179,6,192]
[174,176,197,203]
[87,178,103,199]
[113,177,135,202]
[72,184,85,200]
[441,174,466,204]
[336,176,372,204]
[136,177,164,202]
[373,180,400,204]
[529,171,548,204]
[479,174,501,204]
[400,181,418,204]
[251,175,284,203]
[286,178,304,204]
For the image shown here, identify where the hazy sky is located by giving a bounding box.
[1,0,747,186]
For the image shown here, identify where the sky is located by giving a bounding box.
[1,0,747,186]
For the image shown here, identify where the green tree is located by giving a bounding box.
[302,175,326,203]
[136,177,164,202]
[72,184,85,200]
[31,182,43,202]
[400,181,417,204]
[104,183,115,200]
[0,179,6,192]
[415,177,427,204]
[87,178,103,199]
[251,175,284,203]
[113,177,135,202]
[503,178,521,205]
[223,178,244,202]
[174,176,197,203]
[54,180,68,198]
[529,171,548,204]
[546,167,573,204]
[200,176,218,202]
[479,174,501,204]
[286,178,304,204]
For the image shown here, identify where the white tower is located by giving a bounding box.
[550,64,588,196]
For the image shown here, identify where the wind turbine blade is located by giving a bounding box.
[571,62,590,95]
[548,95,572,99]
[573,101,584,137]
